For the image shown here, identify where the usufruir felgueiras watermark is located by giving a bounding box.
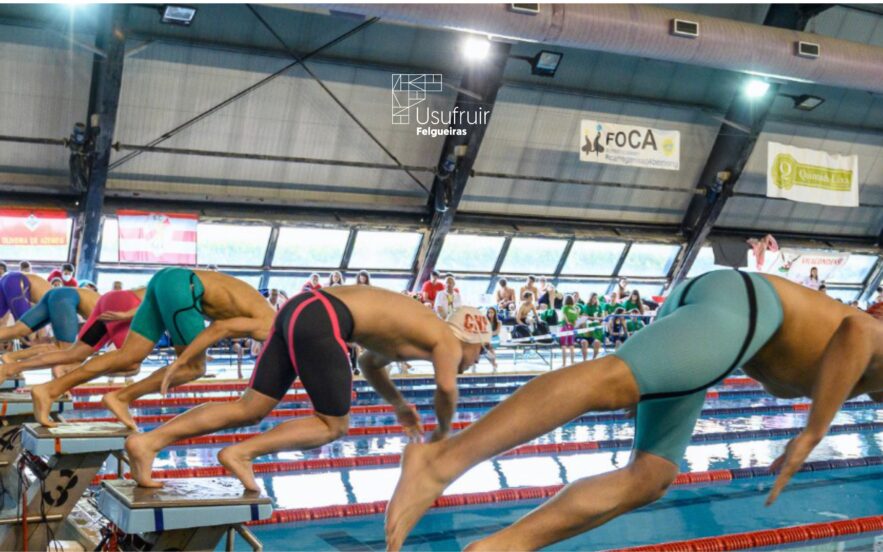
[391,73,490,137]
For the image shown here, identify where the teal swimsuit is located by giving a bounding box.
[129,267,206,346]
[18,287,82,343]
[614,269,784,465]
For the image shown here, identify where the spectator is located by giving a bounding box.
[328,271,345,287]
[421,270,445,306]
[79,280,98,292]
[537,276,549,296]
[207,264,219,271]
[801,267,821,291]
[515,291,539,326]
[434,276,462,319]
[518,276,538,306]
[538,284,563,310]
[495,278,515,311]
[50,275,63,288]
[48,263,77,287]
[0,262,6,277]
[626,308,646,334]
[848,300,860,309]
[621,290,645,313]
[356,270,371,286]
[818,284,828,295]
[267,288,285,311]
[616,278,629,299]
[112,280,123,291]
[874,287,883,304]
[538,302,558,329]
[560,295,579,367]
[19,261,31,273]
[302,273,322,292]
[607,307,629,350]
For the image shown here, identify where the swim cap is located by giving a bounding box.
[446,307,492,345]
[79,280,96,290]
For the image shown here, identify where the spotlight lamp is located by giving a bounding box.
[744,79,770,98]
[161,5,197,26]
[531,50,563,77]
[789,94,825,111]
[461,36,491,62]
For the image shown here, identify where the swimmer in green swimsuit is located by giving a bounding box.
[31,267,276,429]
[386,269,883,551]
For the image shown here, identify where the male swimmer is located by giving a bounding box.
[1,288,145,381]
[0,271,53,361]
[385,269,883,551]
[31,267,275,428]
[124,286,491,491]
[0,282,99,367]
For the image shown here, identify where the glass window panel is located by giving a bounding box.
[367,276,412,293]
[274,227,349,268]
[628,283,665,300]
[453,278,493,306]
[825,287,860,303]
[687,246,735,278]
[828,254,878,284]
[436,234,505,272]
[561,241,626,275]
[619,243,681,277]
[95,271,152,293]
[555,280,611,301]
[268,274,311,297]
[225,273,262,289]
[0,216,72,262]
[348,231,422,270]
[499,238,568,274]
[197,223,271,266]
[100,218,119,263]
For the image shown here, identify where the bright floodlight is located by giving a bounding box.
[744,79,770,98]
[161,5,197,26]
[462,36,491,62]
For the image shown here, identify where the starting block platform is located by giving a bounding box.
[22,422,130,456]
[0,378,23,391]
[98,478,272,550]
[0,391,69,418]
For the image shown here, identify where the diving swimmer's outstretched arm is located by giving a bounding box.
[766,315,881,505]
[429,344,460,442]
[160,317,268,394]
[1,341,93,377]
[359,351,423,440]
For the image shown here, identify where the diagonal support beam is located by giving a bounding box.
[76,5,129,282]
[668,4,833,285]
[411,41,511,289]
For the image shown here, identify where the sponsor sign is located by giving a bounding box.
[580,120,680,170]
[767,142,859,207]
[751,247,849,283]
[0,209,70,249]
[117,210,197,265]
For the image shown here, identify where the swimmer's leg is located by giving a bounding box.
[126,388,280,488]
[386,356,639,550]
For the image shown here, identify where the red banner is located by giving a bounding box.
[0,209,70,248]
[116,210,198,265]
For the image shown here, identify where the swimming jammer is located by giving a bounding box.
[614,269,784,465]
[0,272,33,320]
[18,287,82,343]
[129,267,206,346]
[79,290,142,350]
[249,290,354,417]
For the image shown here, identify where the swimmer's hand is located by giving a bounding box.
[765,431,820,506]
[395,404,423,442]
[98,310,133,322]
[160,361,185,396]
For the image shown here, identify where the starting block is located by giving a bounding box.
[0,377,23,391]
[98,478,272,550]
[0,392,70,509]
[0,422,130,551]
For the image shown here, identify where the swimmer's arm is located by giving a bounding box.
[174,317,268,367]
[431,345,460,439]
[359,351,409,410]
[767,316,877,505]
[97,307,140,322]
[4,341,93,374]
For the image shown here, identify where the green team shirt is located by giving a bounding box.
[562,305,580,325]
[626,318,645,333]
[540,308,558,325]
[620,300,642,312]
[580,303,603,317]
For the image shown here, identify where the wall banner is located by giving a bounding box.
[117,210,198,265]
[580,120,680,171]
[767,142,859,207]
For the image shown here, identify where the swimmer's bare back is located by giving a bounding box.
[322,285,459,362]
[191,270,275,324]
[23,273,51,303]
[75,288,101,319]
[742,274,883,399]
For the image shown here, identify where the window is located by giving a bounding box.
[826,287,860,303]
[268,274,311,296]
[619,244,681,277]
[436,234,505,272]
[499,237,568,275]
[0,213,72,262]
[828,254,878,284]
[368,276,412,293]
[197,223,271,266]
[687,247,733,278]
[227,273,262,289]
[556,280,611,301]
[274,227,349,268]
[348,231,422,270]
[628,283,665,299]
[454,278,493,306]
[95,271,152,292]
[561,241,626,276]
[100,218,119,263]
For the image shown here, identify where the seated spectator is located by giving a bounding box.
[327,271,345,287]
[495,278,515,311]
[267,288,285,311]
[607,307,629,349]
[576,293,605,361]
[620,290,645,313]
[434,275,462,319]
[0,262,6,277]
[819,283,828,295]
[19,261,31,273]
[302,273,322,292]
[626,308,645,334]
[49,275,63,288]
[515,291,538,327]
[801,267,821,291]
[874,287,883,304]
[518,276,538,306]
[112,280,123,291]
[538,302,559,328]
[421,270,445,306]
[356,270,371,286]
[538,284,564,310]
[615,277,629,299]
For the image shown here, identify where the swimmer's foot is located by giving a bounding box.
[218,446,259,492]
[31,384,58,428]
[103,391,138,431]
[125,433,163,488]
[385,442,452,551]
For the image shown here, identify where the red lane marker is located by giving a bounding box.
[609,514,883,551]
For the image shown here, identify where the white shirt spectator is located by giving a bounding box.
[434,276,462,319]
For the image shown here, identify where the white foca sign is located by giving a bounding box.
[579,120,680,171]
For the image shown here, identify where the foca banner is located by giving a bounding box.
[579,120,680,171]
